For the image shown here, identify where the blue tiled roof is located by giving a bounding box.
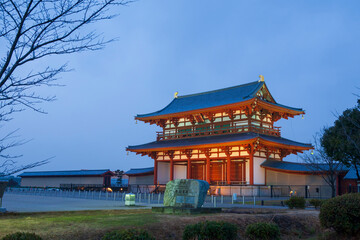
[19,169,113,177]
[127,133,312,151]
[261,160,349,173]
[125,167,154,175]
[344,167,359,179]
[137,81,303,118]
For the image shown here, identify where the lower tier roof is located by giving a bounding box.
[127,132,312,152]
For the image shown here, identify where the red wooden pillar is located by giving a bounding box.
[170,157,174,181]
[187,158,191,179]
[154,159,158,185]
[184,150,193,179]
[166,150,175,181]
[226,156,231,185]
[206,156,210,184]
[249,152,254,185]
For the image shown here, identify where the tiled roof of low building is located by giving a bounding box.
[136,81,303,118]
[19,169,113,177]
[261,159,349,173]
[125,167,154,176]
[344,167,359,179]
[127,132,312,151]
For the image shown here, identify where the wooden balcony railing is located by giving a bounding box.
[156,125,281,141]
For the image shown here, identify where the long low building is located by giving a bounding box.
[19,169,114,188]
[125,167,154,193]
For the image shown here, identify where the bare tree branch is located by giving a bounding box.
[301,130,344,197]
[0,0,129,175]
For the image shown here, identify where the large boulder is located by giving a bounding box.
[164,179,209,208]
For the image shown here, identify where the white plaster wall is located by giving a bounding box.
[158,162,170,184]
[128,175,154,185]
[20,176,104,188]
[174,165,187,179]
[266,170,328,185]
[253,157,266,185]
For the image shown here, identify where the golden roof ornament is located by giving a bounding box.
[174,91,179,98]
[258,75,264,82]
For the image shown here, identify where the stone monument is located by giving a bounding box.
[163,179,209,208]
[153,179,221,214]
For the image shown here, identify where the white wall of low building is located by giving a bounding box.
[128,175,154,185]
[265,169,328,185]
[158,162,170,184]
[21,176,104,188]
[174,165,187,179]
[253,157,266,185]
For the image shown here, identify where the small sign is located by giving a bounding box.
[125,193,135,206]
[232,193,237,201]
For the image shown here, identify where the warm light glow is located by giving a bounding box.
[106,187,112,192]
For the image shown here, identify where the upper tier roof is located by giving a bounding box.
[136,81,303,119]
[19,169,113,177]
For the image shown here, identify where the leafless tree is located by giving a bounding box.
[0,129,53,176]
[0,0,129,175]
[301,131,344,198]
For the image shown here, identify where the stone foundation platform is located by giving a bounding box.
[152,206,221,214]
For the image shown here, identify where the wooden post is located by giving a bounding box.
[206,156,210,184]
[184,150,193,179]
[170,157,174,181]
[187,158,191,179]
[226,155,231,185]
[150,152,158,185]
[167,151,175,181]
[154,159,158,185]
[250,151,254,185]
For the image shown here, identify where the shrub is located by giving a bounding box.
[102,229,155,240]
[245,222,280,240]
[182,221,238,240]
[284,196,306,209]
[309,199,324,209]
[319,193,360,236]
[2,232,42,240]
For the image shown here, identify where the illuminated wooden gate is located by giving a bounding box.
[191,163,205,180]
[231,160,246,184]
[210,162,225,184]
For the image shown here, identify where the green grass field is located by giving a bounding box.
[0,208,324,240]
[0,209,156,240]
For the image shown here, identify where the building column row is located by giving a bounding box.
[156,152,254,185]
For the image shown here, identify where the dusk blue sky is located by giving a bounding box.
[4,1,360,173]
